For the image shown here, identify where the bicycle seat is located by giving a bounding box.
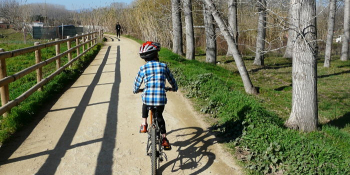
[147,106,157,111]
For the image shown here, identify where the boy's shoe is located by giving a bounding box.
[162,138,172,150]
[140,124,148,133]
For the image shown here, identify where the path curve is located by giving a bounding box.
[0,35,243,175]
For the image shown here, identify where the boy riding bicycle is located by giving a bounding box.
[133,41,178,148]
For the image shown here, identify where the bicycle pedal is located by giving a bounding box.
[163,145,172,150]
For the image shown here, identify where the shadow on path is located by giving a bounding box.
[94,45,121,174]
[35,46,113,175]
[158,127,216,175]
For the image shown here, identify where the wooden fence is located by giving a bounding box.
[0,30,104,117]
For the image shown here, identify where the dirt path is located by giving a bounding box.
[0,35,243,175]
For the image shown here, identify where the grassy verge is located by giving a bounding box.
[158,48,350,174]
[0,38,102,144]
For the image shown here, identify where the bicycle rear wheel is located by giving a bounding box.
[150,127,157,175]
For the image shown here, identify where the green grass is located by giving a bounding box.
[159,48,350,174]
[0,30,102,143]
[196,54,350,132]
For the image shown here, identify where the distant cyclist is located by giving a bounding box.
[133,41,178,148]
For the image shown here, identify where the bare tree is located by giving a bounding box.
[285,0,318,132]
[340,0,350,61]
[324,0,337,67]
[183,0,195,60]
[204,0,258,95]
[0,0,20,28]
[226,0,238,56]
[204,3,216,64]
[253,0,267,66]
[172,0,184,55]
[284,0,298,58]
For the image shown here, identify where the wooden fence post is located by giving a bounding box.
[82,33,86,52]
[90,33,93,46]
[0,48,9,117]
[86,34,89,49]
[99,30,102,43]
[93,32,96,45]
[55,38,61,69]
[34,42,43,91]
[75,34,80,56]
[67,36,72,68]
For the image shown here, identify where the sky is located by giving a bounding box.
[21,0,132,10]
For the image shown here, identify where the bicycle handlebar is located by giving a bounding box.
[137,87,173,93]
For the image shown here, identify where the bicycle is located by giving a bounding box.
[137,87,173,175]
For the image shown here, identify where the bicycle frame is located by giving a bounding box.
[146,108,167,175]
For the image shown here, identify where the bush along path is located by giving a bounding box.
[157,47,350,174]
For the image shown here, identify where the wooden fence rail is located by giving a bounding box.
[0,30,104,117]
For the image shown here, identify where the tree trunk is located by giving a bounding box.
[204,4,217,64]
[340,0,350,61]
[172,0,184,55]
[253,0,267,66]
[324,0,336,67]
[183,0,195,60]
[204,0,258,95]
[226,0,238,56]
[285,0,318,132]
[283,0,298,59]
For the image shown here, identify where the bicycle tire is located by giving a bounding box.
[151,127,157,175]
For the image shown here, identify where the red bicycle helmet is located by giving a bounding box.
[139,41,161,60]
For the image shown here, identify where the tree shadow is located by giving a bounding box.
[274,84,292,91]
[249,63,292,73]
[157,127,217,175]
[223,60,235,64]
[317,70,350,79]
[326,112,350,129]
[337,65,350,68]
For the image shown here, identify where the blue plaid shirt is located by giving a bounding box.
[133,60,178,106]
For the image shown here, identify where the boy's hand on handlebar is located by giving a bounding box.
[165,87,176,92]
[136,87,175,93]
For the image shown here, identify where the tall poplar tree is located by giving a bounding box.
[171,0,184,55]
[284,0,298,59]
[324,0,337,67]
[204,4,216,64]
[226,0,238,56]
[340,0,350,61]
[253,0,267,66]
[285,0,318,132]
[183,0,195,60]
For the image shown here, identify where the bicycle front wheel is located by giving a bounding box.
[150,127,157,175]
